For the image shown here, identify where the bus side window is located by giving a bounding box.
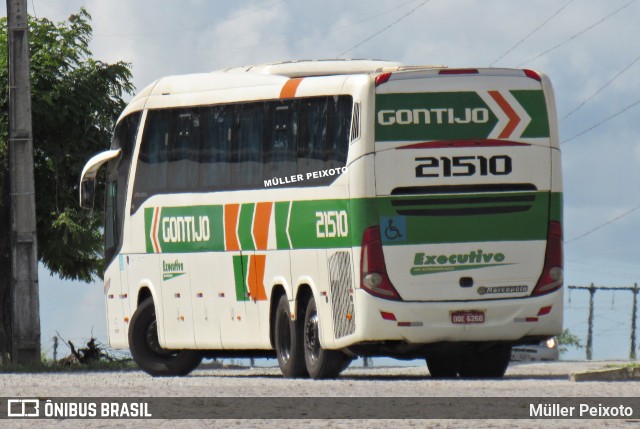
[266,100,297,181]
[200,105,233,190]
[106,111,140,260]
[298,98,327,178]
[169,110,200,191]
[235,102,266,189]
[326,95,351,170]
[133,109,170,208]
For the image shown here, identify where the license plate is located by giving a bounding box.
[511,352,531,361]
[451,310,485,324]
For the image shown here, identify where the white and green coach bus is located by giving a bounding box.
[80,60,563,379]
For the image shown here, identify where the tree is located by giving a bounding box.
[557,328,583,354]
[0,9,134,361]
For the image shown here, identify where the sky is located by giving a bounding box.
[4,0,640,362]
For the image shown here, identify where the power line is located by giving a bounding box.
[94,0,286,38]
[203,0,426,52]
[565,204,640,243]
[489,0,575,67]
[561,53,640,121]
[99,0,424,55]
[517,0,638,67]
[337,0,431,58]
[561,97,640,145]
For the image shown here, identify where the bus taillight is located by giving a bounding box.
[360,226,402,301]
[524,69,542,81]
[375,72,392,86]
[532,221,563,296]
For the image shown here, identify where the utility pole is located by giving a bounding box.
[631,284,638,360]
[569,284,640,361]
[586,284,595,361]
[6,0,40,364]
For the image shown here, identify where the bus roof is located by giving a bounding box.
[220,59,407,77]
[123,60,548,119]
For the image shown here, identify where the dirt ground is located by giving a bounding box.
[1,360,639,428]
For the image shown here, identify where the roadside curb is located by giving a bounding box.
[571,366,640,382]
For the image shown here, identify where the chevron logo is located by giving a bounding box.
[481,90,532,139]
[150,207,162,253]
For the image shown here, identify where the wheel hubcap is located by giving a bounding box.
[145,318,172,356]
[305,312,320,363]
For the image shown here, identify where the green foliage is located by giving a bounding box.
[557,328,583,353]
[0,8,134,281]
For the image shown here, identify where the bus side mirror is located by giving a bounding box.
[80,178,96,210]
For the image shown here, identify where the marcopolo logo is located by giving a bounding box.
[478,285,528,295]
[163,260,185,281]
[411,249,510,275]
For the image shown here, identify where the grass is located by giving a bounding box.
[0,336,135,373]
[605,362,640,369]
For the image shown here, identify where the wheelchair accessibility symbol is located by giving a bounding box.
[381,216,406,242]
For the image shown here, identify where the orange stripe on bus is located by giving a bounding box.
[248,254,268,301]
[279,78,303,99]
[488,90,520,139]
[253,202,273,250]
[224,203,241,251]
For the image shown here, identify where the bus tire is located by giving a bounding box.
[303,296,348,379]
[128,298,202,377]
[426,355,461,378]
[274,295,307,378]
[458,344,512,378]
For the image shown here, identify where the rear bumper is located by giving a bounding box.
[344,288,563,346]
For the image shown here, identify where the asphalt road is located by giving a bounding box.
[1,360,639,428]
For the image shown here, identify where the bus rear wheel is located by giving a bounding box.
[274,295,308,378]
[129,298,202,377]
[303,296,349,379]
[426,355,461,378]
[458,344,512,378]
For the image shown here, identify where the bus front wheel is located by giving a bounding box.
[303,296,349,379]
[128,298,202,376]
[274,295,307,378]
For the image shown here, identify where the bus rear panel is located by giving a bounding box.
[350,68,562,355]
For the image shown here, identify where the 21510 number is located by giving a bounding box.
[315,210,349,238]
[415,155,512,178]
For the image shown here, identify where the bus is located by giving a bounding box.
[80,60,563,379]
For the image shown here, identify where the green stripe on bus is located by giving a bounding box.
[238,203,255,251]
[232,255,249,301]
[142,191,562,254]
[370,192,550,244]
[375,92,497,142]
[550,192,562,223]
[275,201,291,249]
[144,208,154,253]
[144,205,224,253]
[287,199,351,249]
[511,90,550,138]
